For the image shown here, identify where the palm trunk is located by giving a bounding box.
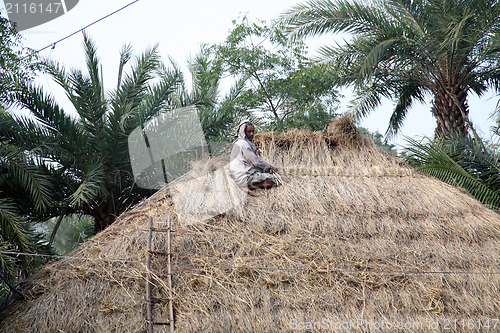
[93,209,116,233]
[431,86,469,138]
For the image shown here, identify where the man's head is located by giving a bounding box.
[245,123,255,141]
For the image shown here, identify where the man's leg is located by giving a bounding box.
[242,187,257,196]
[249,179,276,190]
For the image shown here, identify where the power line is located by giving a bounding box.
[21,0,141,61]
[3,250,500,276]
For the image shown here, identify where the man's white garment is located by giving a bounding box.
[229,121,271,187]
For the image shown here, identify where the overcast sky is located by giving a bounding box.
[2,0,498,148]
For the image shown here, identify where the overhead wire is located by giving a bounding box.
[21,0,141,61]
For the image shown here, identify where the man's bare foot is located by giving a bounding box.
[242,187,257,196]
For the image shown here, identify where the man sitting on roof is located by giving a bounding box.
[229,120,279,196]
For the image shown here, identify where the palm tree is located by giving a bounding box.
[12,33,183,235]
[281,0,500,137]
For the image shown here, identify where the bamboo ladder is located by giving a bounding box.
[145,216,175,333]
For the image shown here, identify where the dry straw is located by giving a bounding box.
[1,117,499,332]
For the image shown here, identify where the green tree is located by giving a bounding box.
[358,127,397,155]
[0,11,38,105]
[37,215,94,256]
[216,17,340,131]
[171,45,249,148]
[10,33,183,235]
[282,0,500,137]
[405,134,500,211]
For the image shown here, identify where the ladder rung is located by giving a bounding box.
[149,250,170,256]
[154,228,175,233]
[141,228,175,232]
[152,321,172,326]
[150,296,169,303]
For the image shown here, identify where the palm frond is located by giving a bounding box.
[0,143,52,212]
[386,81,426,137]
[82,32,103,94]
[120,65,183,132]
[42,60,73,98]
[0,198,32,254]
[117,43,133,89]
[405,135,500,210]
[281,0,382,39]
[189,47,222,109]
[111,44,161,119]
[0,109,49,147]
[68,71,107,139]
[14,84,82,141]
[281,0,500,136]
[68,161,107,208]
[202,76,248,142]
[348,83,386,120]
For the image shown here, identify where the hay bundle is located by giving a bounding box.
[321,115,370,148]
[1,118,499,332]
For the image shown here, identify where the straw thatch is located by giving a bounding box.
[1,117,499,332]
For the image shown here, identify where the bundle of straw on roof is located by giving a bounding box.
[1,117,499,332]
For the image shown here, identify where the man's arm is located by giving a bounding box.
[242,145,272,172]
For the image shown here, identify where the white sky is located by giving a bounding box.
[2,0,499,148]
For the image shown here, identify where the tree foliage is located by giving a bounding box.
[1,33,249,302]
[37,215,94,256]
[281,0,500,138]
[170,45,249,147]
[0,139,52,302]
[216,17,340,131]
[10,33,183,234]
[0,14,47,303]
[358,127,397,155]
[0,11,38,105]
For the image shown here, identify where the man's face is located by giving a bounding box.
[245,124,255,141]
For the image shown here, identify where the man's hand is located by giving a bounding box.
[270,166,279,173]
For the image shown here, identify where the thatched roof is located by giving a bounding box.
[2,117,500,332]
